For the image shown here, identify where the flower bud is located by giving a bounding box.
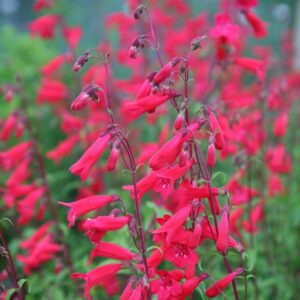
[206,143,216,168]
[73,51,89,72]
[107,140,121,171]
[174,113,184,130]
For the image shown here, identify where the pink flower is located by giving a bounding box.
[205,268,244,298]
[150,270,182,300]
[36,79,68,104]
[70,132,112,180]
[28,15,60,39]
[62,26,82,49]
[71,83,102,110]
[33,0,53,11]
[59,195,117,227]
[47,134,79,163]
[82,215,130,242]
[153,58,181,85]
[243,10,268,38]
[122,94,170,121]
[216,205,229,253]
[70,263,122,300]
[88,241,136,265]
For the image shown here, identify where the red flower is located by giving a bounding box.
[234,57,266,82]
[17,235,61,275]
[82,215,130,242]
[62,26,82,49]
[150,270,182,300]
[70,132,112,180]
[122,94,170,121]
[88,241,136,265]
[149,124,199,170]
[0,113,23,141]
[33,0,53,11]
[6,157,31,187]
[71,263,122,300]
[243,10,268,38]
[28,15,60,39]
[71,83,102,110]
[59,195,117,227]
[36,79,68,104]
[47,134,79,163]
[17,187,45,225]
[41,54,67,77]
[0,141,31,170]
[205,268,244,298]
[216,205,229,253]
[153,58,181,85]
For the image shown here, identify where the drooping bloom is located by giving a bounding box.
[47,134,79,163]
[149,123,200,170]
[69,132,112,180]
[243,10,268,38]
[41,54,67,77]
[153,57,181,85]
[28,15,60,39]
[88,241,136,265]
[59,195,118,227]
[70,263,122,300]
[6,157,31,187]
[206,143,216,167]
[205,268,244,298]
[62,26,82,49]
[36,79,68,104]
[216,205,229,253]
[17,187,45,225]
[0,141,32,170]
[273,111,288,137]
[33,0,53,11]
[17,235,61,275]
[71,83,102,110]
[82,215,130,242]
[234,57,266,82]
[0,112,23,141]
[204,108,225,150]
[20,222,53,249]
[122,94,170,121]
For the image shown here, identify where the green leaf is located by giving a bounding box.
[0,218,14,228]
[5,288,18,300]
[18,278,30,293]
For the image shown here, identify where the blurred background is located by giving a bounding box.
[0,0,297,59]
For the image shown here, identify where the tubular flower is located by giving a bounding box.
[150,270,182,300]
[70,263,122,300]
[205,268,244,298]
[28,15,60,39]
[136,72,156,99]
[82,215,130,242]
[149,123,199,170]
[234,57,266,82]
[88,241,136,265]
[6,157,31,187]
[0,141,32,170]
[59,195,118,227]
[71,83,102,110]
[243,10,268,38]
[36,79,68,104]
[153,57,181,85]
[0,112,23,141]
[152,204,191,236]
[69,132,112,180]
[62,26,82,49]
[41,54,67,77]
[33,0,53,11]
[216,205,230,253]
[122,94,170,121]
[17,235,61,275]
[204,108,225,150]
[46,134,79,163]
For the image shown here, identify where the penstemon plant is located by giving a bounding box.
[0,0,298,299]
